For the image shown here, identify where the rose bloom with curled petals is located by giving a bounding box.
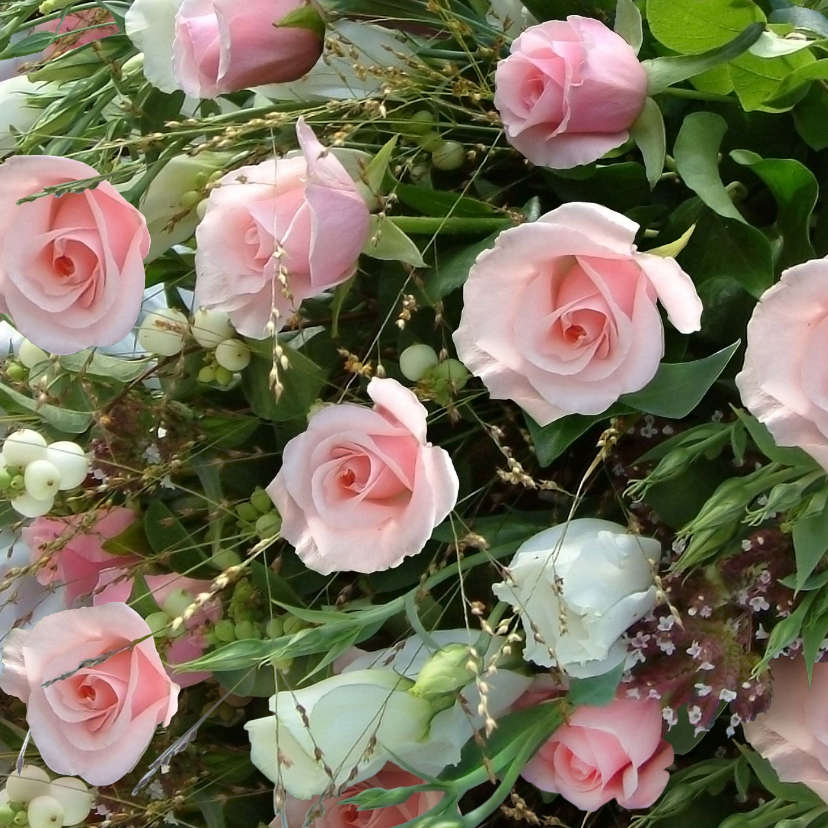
[267,377,459,574]
[453,203,703,426]
[0,156,149,354]
[0,603,179,786]
[194,119,370,339]
[743,657,828,803]
[519,683,673,811]
[736,259,828,472]
[281,763,443,828]
[494,16,649,169]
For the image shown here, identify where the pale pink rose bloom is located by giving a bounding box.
[280,763,443,828]
[453,203,703,426]
[0,156,149,353]
[736,259,828,471]
[24,508,140,607]
[194,119,370,338]
[522,695,673,811]
[267,377,459,574]
[743,657,828,803]
[0,603,179,786]
[39,10,120,59]
[94,570,221,687]
[173,0,324,98]
[494,16,649,169]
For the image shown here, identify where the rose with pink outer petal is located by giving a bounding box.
[173,0,324,99]
[518,682,673,811]
[453,202,703,427]
[39,10,120,59]
[94,570,220,688]
[24,508,141,607]
[280,763,443,828]
[736,259,828,472]
[743,657,828,803]
[494,16,649,169]
[267,377,459,575]
[0,156,149,353]
[0,603,179,786]
[194,118,370,339]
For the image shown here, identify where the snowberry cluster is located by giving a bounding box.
[0,431,89,518]
[0,766,93,828]
[137,308,251,386]
[399,343,470,390]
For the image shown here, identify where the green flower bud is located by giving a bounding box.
[410,644,478,699]
[237,502,259,523]
[234,620,256,640]
[255,512,282,540]
[214,619,237,643]
[265,617,284,638]
[250,488,273,514]
[282,615,307,636]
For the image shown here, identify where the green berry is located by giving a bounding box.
[0,806,16,826]
[6,364,25,382]
[144,611,170,639]
[13,812,27,826]
[250,488,273,514]
[179,190,202,210]
[431,359,470,390]
[237,502,259,523]
[214,366,233,386]
[282,615,307,636]
[9,474,24,493]
[408,110,436,135]
[255,512,282,540]
[198,365,217,384]
[211,547,242,569]
[234,620,256,640]
[432,141,466,171]
[418,132,443,152]
[214,619,236,643]
[203,632,220,647]
[0,469,12,490]
[265,617,284,638]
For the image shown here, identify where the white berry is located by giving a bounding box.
[27,795,64,828]
[138,309,189,357]
[3,430,47,467]
[399,344,439,381]
[144,611,170,639]
[24,460,62,501]
[215,339,251,372]
[48,779,92,827]
[18,340,49,370]
[12,492,55,518]
[45,442,89,490]
[6,766,51,804]
[161,587,193,619]
[192,308,233,349]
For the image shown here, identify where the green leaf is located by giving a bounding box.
[794,85,828,151]
[59,351,152,383]
[666,703,726,754]
[643,24,765,94]
[567,663,625,707]
[0,382,93,435]
[729,48,816,112]
[242,341,327,422]
[199,414,260,449]
[276,5,325,37]
[144,500,209,574]
[756,591,816,673]
[394,184,499,218]
[362,136,397,197]
[419,233,499,303]
[622,343,740,418]
[629,98,666,187]
[732,409,819,468]
[102,518,153,557]
[526,406,628,467]
[770,7,828,39]
[678,210,773,298]
[129,573,162,617]
[0,32,56,60]
[793,494,828,590]
[364,217,427,267]
[674,112,745,223]
[730,150,818,270]
[766,58,828,108]
[615,0,643,53]
[646,0,765,53]
[738,745,824,805]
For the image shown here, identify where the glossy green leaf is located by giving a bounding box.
[646,0,765,53]
[630,98,666,187]
[615,0,643,52]
[364,216,427,267]
[526,406,627,467]
[567,663,625,707]
[0,382,93,435]
[420,233,498,303]
[793,493,828,590]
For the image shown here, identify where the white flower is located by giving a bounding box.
[245,630,530,799]
[493,519,662,678]
[0,76,50,156]
[124,0,183,94]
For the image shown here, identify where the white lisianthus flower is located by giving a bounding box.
[493,519,662,678]
[246,630,531,799]
[124,0,184,93]
[0,76,50,155]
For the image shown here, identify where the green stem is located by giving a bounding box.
[389,216,514,236]
[660,87,739,104]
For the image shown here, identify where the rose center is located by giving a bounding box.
[54,254,75,278]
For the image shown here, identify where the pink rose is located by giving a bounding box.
[494,16,649,169]
[453,203,703,426]
[40,10,120,59]
[173,0,324,98]
[24,508,140,607]
[743,657,828,803]
[0,603,179,786]
[736,260,828,471]
[522,695,673,811]
[267,377,459,574]
[194,119,370,338]
[281,763,443,828]
[0,156,149,353]
[94,570,220,687]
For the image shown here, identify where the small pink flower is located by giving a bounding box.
[0,156,149,353]
[173,0,324,99]
[744,657,828,803]
[94,571,220,687]
[194,119,370,338]
[24,508,140,607]
[0,603,179,786]
[495,16,649,169]
[281,763,442,828]
[522,695,674,811]
[737,259,828,472]
[453,203,702,426]
[267,377,459,574]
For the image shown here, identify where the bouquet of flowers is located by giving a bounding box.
[1,0,828,826]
